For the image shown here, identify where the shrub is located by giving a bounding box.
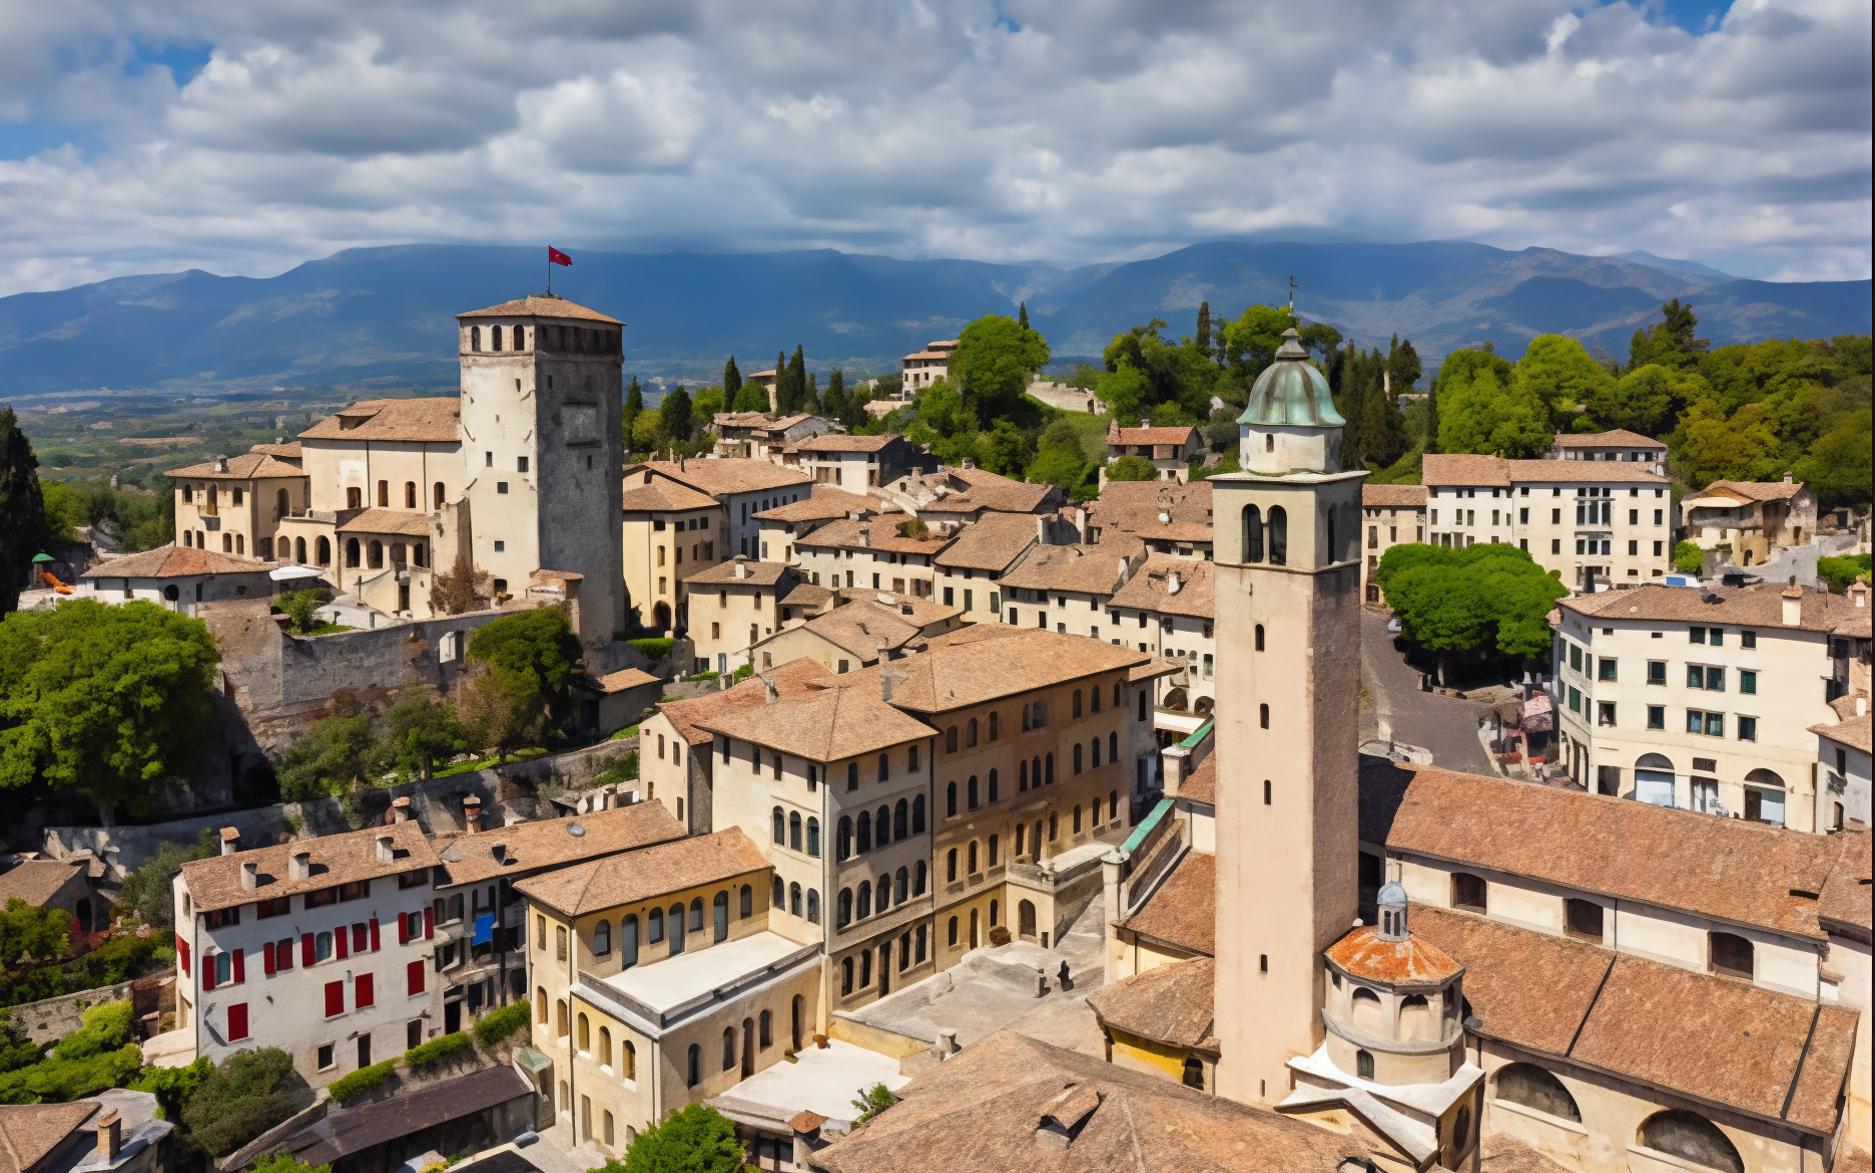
[403,1031,473,1073]
[471,1001,530,1049]
[593,751,639,787]
[1672,540,1706,575]
[730,664,754,682]
[0,1042,142,1103]
[1819,553,1872,593]
[327,1059,398,1105]
[50,1000,133,1061]
[627,637,674,660]
[275,587,332,634]
[179,1048,313,1157]
[0,925,170,1008]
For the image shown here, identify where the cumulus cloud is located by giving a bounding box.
[0,0,1866,295]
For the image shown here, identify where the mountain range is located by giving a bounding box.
[0,240,1867,400]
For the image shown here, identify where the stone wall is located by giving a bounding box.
[6,973,171,1045]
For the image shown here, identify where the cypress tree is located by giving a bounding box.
[621,376,644,448]
[1195,301,1212,355]
[804,373,820,414]
[0,407,50,614]
[774,350,790,413]
[722,356,742,404]
[1360,376,1408,469]
[823,369,846,422]
[1017,302,1030,331]
[785,346,807,414]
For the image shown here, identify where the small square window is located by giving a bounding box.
[494,540,505,552]
[317,1043,335,1070]
[1646,705,1664,730]
[518,456,529,473]
[497,481,509,494]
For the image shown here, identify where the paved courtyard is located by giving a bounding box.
[1358,608,1495,774]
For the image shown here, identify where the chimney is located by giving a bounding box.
[1781,577,1803,626]
[900,602,914,616]
[961,457,975,470]
[763,676,778,703]
[461,795,483,833]
[1037,515,1049,545]
[1167,569,1182,595]
[881,673,897,702]
[1850,582,1868,610]
[734,560,749,580]
[390,796,412,823]
[95,1109,122,1163]
[490,842,508,865]
[1782,471,1793,484]
[1157,510,1170,525]
[240,861,258,891]
[213,456,228,474]
[1138,418,1150,430]
[1074,507,1090,543]
[1857,695,1868,718]
[289,851,312,881]
[375,834,395,864]
[219,826,241,856]
[1034,1084,1100,1151]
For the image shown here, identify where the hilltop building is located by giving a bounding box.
[1544,428,1668,473]
[898,339,956,397]
[1681,476,1819,569]
[1103,421,1203,483]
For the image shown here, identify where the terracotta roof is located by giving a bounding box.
[1559,582,1862,636]
[1001,535,1144,596]
[1817,829,1870,934]
[780,582,833,609]
[1479,1135,1575,1173]
[1421,453,1510,487]
[166,452,307,480]
[337,508,432,537]
[794,515,952,557]
[1087,956,1217,1053]
[1109,556,1214,620]
[249,441,303,459]
[1362,483,1428,508]
[834,625,1149,714]
[901,349,950,362]
[181,821,439,914]
[1504,458,1666,484]
[1550,428,1665,449]
[788,1109,829,1134]
[1178,755,1216,806]
[0,860,85,909]
[931,511,1040,572]
[1325,925,1462,986]
[591,667,661,694]
[1110,425,1199,447]
[643,457,810,498]
[1084,481,1213,543]
[1118,849,1215,956]
[512,829,767,916]
[620,473,719,513]
[300,397,461,444]
[832,589,960,627]
[786,600,930,661]
[681,557,792,587]
[793,433,899,454]
[1810,711,1871,754]
[1128,657,1184,683]
[656,658,831,746]
[1693,478,1808,503]
[0,1102,94,1173]
[1412,904,1857,1133]
[916,467,1057,515]
[1381,764,1845,940]
[695,679,936,761]
[457,295,621,325]
[79,544,275,580]
[712,411,819,434]
[811,1030,1379,1173]
[435,803,684,887]
[751,487,875,523]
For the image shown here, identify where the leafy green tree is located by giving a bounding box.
[1105,455,1159,482]
[0,600,219,819]
[852,1082,900,1123]
[1628,298,1707,370]
[691,385,725,426]
[40,480,88,542]
[1670,395,1782,487]
[1376,544,1566,683]
[658,385,694,445]
[0,1001,142,1105]
[978,420,1034,476]
[912,380,975,440]
[276,709,384,801]
[275,587,331,634]
[115,830,216,932]
[1586,363,1700,437]
[607,1103,750,1173]
[621,377,645,447]
[377,686,465,781]
[1094,361,1150,426]
[1435,366,1550,457]
[1219,304,1297,384]
[177,1048,312,1157]
[1672,541,1707,575]
[1026,448,1089,493]
[0,898,73,966]
[722,356,742,405]
[1386,335,1423,392]
[731,378,769,413]
[821,369,848,423]
[1513,334,1614,421]
[0,408,51,614]
[468,607,581,716]
[248,1155,332,1173]
[949,314,1050,420]
[1818,554,1872,593]
[1793,408,1874,510]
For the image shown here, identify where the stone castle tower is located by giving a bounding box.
[1209,327,1367,1105]
[456,296,626,651]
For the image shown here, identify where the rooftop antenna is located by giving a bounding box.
[1286,274,1297,313]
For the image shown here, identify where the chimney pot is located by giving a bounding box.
[219,826,241,855]
[1167,570,1181,595]
[391,796,412,823]
[763,676,778,703]
[96,1109,122,1161]
[240,861,258,891]
[461,795,482,833]
[375,834,395,863]
[1856,695,1868,717]
[290,851,312,881]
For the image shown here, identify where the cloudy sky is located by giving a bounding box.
[0,0,1868,297]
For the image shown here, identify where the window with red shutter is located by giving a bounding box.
[336,928,349,960]
[355,973,375,1009]
[423,907,434,939]
[406,960,425,997]
[262,943,275,976]
[352,923,367,954]
[276,937,294,971]
[202,955,216,992]
[301,933,314,968]
[227,1003,249,1042]
[177,937,191,976]
[232,949,245,984]
[397,913,411,945]
[369,918,381,952]
[324,980,344,1018]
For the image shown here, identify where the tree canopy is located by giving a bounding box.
[0,409,51,614]
[1375,544,1566,679]
[0,599,219,818]
[949,314,1050,420]
[604,1103,750,1173]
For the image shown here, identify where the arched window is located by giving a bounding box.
[1107,731,1117,765]
[857,881,872,919]
[967,718,978,747]
[1109,790,1120,822]
[1045,753,1055,785]
[1709,931,1754,980]
[316,536,331,565]
[648,907,663,942]
[668,903,686,953]
[1451,872,1487,913]
[988,711,999,740]
[1255,624,1265,651]
[1182,1056,1204,1089]
[1399,993,1435,1041]
[967,776,979,809]
[689,897,703,933]
[946,726,958,752]
[404,481,417,509]
[947,917,958,946]
[806,818,821,858]
[1073,744,1083,774]
[1019,759,1028,791]
[713,891,729,941]
[345,538,361,568]
[912,795,926,833]
[470,326,482,351]
[1637,1111,1743,1173]
[535,987,548,1024]
[623,1039,636,1079]
[1258,703,1269,729]
[1072,805,1082,834]
[807,889,821,924]
[620,914,638,969]
[367,539,383,569]
[555,999,568,1037]
[1243,505,1264,562]
[877,872,892,907]
[1072,689,1083,718]
[893,800,908,839]
[877,753,890,782]
[945,849,958,883]
[988,835,1000,866]
[789,811,803,851]
[759,1010,773,1048]
[721,1027,736,1071]
[946,782,957,817]
[875,804,890,845]
[988,769,999,803]
[491,325,505,352]
[838,889,852,928]
[1744,767,1787,826]
[1091,738,1101,768]
[894,865,909,903]
[967,841,979,874]
[577,1012,591,1053]
[772,807,785,844]
[1494,1063,1580,1122]
[1350,986,1385,1033]
[434,481,445,509]
[597,1025,612,1069]
[593,919,611,956]
[771,875,785,910]
[857,811,872,853]
[837,816,852,860]
[1268,505,1288,565]
[1356,1048,1375,1079]
[1048,812,1058,841]
[789,882,802,918]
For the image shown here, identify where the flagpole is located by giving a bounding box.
[546,247,552,297]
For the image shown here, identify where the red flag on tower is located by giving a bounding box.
[548,246,572,267]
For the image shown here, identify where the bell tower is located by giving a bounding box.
[1210,327,1366,1106]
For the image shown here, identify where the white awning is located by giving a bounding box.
[268,564,326,582]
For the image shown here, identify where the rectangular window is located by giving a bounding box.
[227,1003,249,1041]
[1568,644,1582,672]
[355,973,375,1009]
[1739,670,1757,695]
[1646,661,1666,685]
[256,897,290,919]
[407,960,426,997]
[1596,702,1616,727]
[1567,686,1581,713]
[324,980,345,1018]
[1740,630,1756,649]
[1597,658,1617,682]
[518,456,529,472]
[1738,715,1757,742]
[1646,705,1664,730]
[1690,627,1706,645]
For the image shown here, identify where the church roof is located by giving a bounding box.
[457,295,621,325]
[1325,923,1462,987]
[1237,328,1342,428]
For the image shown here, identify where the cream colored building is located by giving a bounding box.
[1106,555,1216,711]
[1551,582,1872,831]
[1083,479,1213,560]
[169,447,308,561]
[997,532,1146,640]
[899,339,955,397]
[1681,477,1820,569]
[879,464,1060,525]
[1423,453,1670,593]
[791,513,952,599]
[680,557,830,675]
[747,594,963,675]
[1102,422,1203,484]
[78,546,279,614]
[1360,483,1427,606]
[1813,696,1871,833]
[620,468,724,634]
[929,511,1039,624]
[640,457,812,561]
[752,488,876,566]
[516,830,820,1158]
[792,434,928,494]
[710,412,831,462]
[1545,427,1667,474]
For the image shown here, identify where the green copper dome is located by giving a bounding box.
[1237,328,1343,428]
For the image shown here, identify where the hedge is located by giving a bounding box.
[327,1059,398,1105]
[627,637,674,660]
[404,1031,473,1073]
[472,1001,530,1049]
